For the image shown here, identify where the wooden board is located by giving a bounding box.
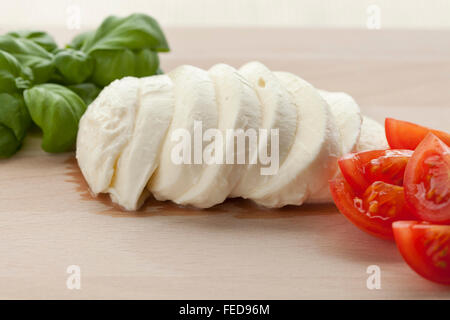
[0,28,449,299]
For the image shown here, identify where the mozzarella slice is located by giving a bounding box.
[246,71,340,207]
[107,75,175,210]
[307,116,388,204]
[318,90,362,154]
[231,61,298,198]
[175,64,262,208]
[148,65,218,202]
[306,90,362,204]
[356,116,388,152]
[76,77,140,195]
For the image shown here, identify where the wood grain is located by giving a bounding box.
[0,28,449,299]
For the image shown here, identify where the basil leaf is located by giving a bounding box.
[0,50,33,93]
[89,49,134,87]
[67,30,94,50]
[0,35,55,84]
[66,14,168,87]
[89,48,160,87]
[54,48,94,84]
[0,93,31,158]
[7,30,58,52]
[66,83,100,105]
[0,126,20,158]
[81,13,169,53]
[24,84,86,153]
[134,48,159,77]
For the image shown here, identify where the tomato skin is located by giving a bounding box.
[404,133,450,224]
[393,221,450,285]
[339,149,412,194]
[385,118,450,150]
[329,179,414,240]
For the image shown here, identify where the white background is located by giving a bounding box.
[1,0,449,29]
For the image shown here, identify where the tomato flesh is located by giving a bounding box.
[385,118,450,150]
[339,149,412,194]
[404,133,450,224]
[329,179,414,240]
[393,221,450,285]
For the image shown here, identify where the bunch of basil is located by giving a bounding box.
[0,13,169,157]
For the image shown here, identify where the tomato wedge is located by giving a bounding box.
[393,221,450,285]
[339,149,412,194]
[385,118,450,150]
[329,179,414,240]
[404,133,450,224]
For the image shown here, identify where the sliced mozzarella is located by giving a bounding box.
[76,77,140,195]
[306,90,362,204]
[247,71,340,207]
[175,64,262,208]
[356,116,388,152]
[77,62,381,210]
[318,90,362,154]
[307,116,388,204]
[107,75,175,210]
[148,65,218,202]
[231,61,298,198]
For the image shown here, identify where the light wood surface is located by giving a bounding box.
[0,28,449,299]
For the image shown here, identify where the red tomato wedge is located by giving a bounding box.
[329,179,414,240]
[339,149,413,194]
[393,221,450,285]
[404,133,450,224]
[385,118,450,150]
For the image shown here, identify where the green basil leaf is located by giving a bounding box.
[47,71,65,84]
[89,49,135,87]
[54,48,94,84]
[0,35,55,84]
[66,83,100,105]
[81,13,169,54]
[67,30,94,50]
[89,48,160,87]
[7,30,58,52]
[0,93,31,158]
[134,48,159,77]
[0,50,33,93]
[0,125,21,158]
[0,93,30,141]
[24,84,86,153]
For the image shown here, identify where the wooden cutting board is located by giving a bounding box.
[0,28,449,299]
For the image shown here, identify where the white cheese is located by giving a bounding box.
[175,64,262,208]
[307,117,387,204]
[306,89,362,203]
[107,75,175,210]
[248,71,341,207]
[76,77,141,195]
[148,65,219,202]
[356,116,388,152]
[76,62,385,210]
[231,61,298,199]
[318,90,362,155]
